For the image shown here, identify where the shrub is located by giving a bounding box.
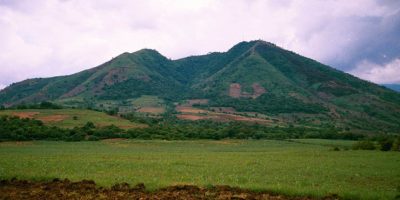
[332,146,340,151]
[379,139,393,151]
[87,135,100,141]
[352,140,376,150]
[391,138,400,151]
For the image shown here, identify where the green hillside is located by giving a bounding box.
[1,40,400,133]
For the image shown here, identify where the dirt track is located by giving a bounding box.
[0,179,340,200]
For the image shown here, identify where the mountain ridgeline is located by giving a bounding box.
[1,40,400,133]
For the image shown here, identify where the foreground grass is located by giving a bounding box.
[0,139,398,199]
[0,109,144,129]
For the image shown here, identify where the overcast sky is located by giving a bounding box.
[0,0,399,89]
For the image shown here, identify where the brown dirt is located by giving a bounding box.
[229,83,266,99]
[10,112,39,118]
[177,113,272,125]
[187,99,209,106]
[229,83,242,98]
[137,107,165,114]
[252,83,266,98]
[177,114,217,121]
[176,106,208,114]
[0,179,340,200]
[37,115,69,122]
[0,141,33,147]
[214,113,271,124]
[180,99,209,107]
[210,107,236,113]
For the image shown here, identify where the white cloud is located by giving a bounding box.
[349,58,400,84]
[0,0,399,87]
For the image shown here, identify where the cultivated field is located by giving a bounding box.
[0,109,144,129]
[0,139,398,199]
[176,105,274,124]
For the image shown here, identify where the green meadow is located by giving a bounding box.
[0,139,398,199]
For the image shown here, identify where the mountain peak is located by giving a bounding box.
[245,40,276,48]
[227,40,277,55]
[134,48,161,55]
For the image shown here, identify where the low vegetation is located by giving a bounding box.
[0,140,399,199]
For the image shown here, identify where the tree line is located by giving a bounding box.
[0,110,399,152]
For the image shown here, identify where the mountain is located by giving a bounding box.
[0,49,186,106]
[1,40,400,133]
[383,84,400,92]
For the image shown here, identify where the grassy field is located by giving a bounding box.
[0,139,398,199]
[0,109,145,129]
[130,95,164,107]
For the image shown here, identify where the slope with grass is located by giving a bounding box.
[0,109,145,129]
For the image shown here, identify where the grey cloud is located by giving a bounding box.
[332,11,400,70]
[0,0,399,89]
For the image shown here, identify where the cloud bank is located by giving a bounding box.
[350,59,400,84]
[0,0,399,89]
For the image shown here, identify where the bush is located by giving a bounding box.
[87,135,100,141]
[392,138,400,151]
[379,139,393,151]
[332,146,340,151]
[352,140,376,150]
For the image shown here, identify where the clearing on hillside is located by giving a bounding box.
[131,95,164,107]
[0,109,145,129]
[137,107,165,114]
[176,105,273,124]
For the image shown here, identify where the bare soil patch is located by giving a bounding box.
[218,113,271,124]
[101,138,127,143]
[0,179,338,200]
[137,107,165,114]
[229,83,266,99]
[252,83,267,98]
[210,107,236,113]
[37,115,69,122]
[187,99,209,106]
[229,83,242,98]
[177,114,216,121]
[181,99,209,107]
[176,106,208,114]
[10,112,39,119]
[0,141,33,147]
